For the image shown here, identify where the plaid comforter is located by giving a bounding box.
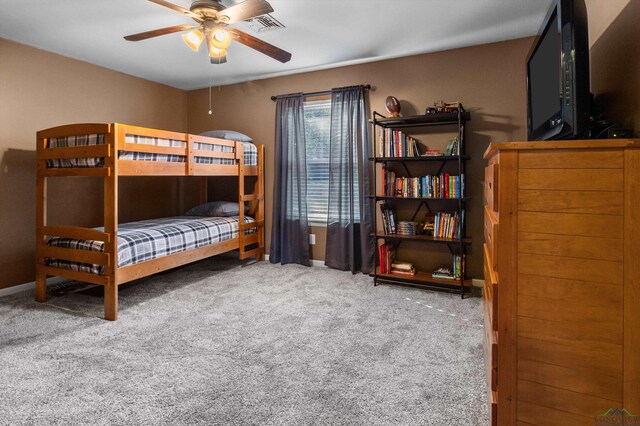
[46,215,256,275]
[46,134,258,167]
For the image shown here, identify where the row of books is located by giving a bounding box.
[425,211,464,240]
[379,203,398,234]
[377,128,420,158]
[379,203,464,240]
[378,242,396,274]
[382,167,464,198]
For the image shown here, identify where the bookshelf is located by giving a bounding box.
[369,107,471,297]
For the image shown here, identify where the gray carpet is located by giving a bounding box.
[0,255,487,425]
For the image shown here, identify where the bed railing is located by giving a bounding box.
[36,123,258,177]
[38,226,111,286]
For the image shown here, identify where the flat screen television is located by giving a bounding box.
[527,0,590,140]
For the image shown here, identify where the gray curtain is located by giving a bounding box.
[270,93,311,266]
[325,86,375,273]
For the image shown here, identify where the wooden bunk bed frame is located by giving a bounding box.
[35,123,264,320]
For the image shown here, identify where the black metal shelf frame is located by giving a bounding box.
[370,106,470,297]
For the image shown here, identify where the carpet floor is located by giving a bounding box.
[0,255,487,425]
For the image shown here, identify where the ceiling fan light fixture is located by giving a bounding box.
[208,44,227,57]
[210,28,232,49]
[123,0,291,64]
[181,29,204,51]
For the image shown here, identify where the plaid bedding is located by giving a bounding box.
[45,215,256,275]
[46,134,257,167]
[194,141,258,165]
[46,134,106,168]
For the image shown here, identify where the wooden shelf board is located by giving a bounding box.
[375,268,471,287]
[370,111,471,128]
[375,233,471,244]
[369,155,469,162]
[370,196,468,201]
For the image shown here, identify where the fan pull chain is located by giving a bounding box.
[208,76,212,115]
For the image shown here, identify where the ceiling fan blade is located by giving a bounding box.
[217,0,274,24]
[229,29,291,63]
[124,24,197,41]
[147,0,202,20]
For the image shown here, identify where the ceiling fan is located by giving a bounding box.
[124,0,291,64]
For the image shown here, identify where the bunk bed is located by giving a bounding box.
[35,123,264,320]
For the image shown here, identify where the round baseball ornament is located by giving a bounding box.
[385,96,401,118]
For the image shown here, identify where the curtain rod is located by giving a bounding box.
[270,84,372,101]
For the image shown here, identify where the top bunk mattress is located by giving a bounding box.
[46,133,258,168]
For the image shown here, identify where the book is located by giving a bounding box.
[453,254,465,279]
[445,173,450,198]
[379,203,397,234]
[378,243,391,274]
[380,203,389,234]
[432,274,456,280]
[411,139,420,157]
[382,166,387,196]
[391,269,416,276]
[378,242,397,274]
[391,261,415,272]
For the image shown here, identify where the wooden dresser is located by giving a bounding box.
[483,139,640,425]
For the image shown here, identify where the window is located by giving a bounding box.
[302,98,361,226]
[304,98,331,226]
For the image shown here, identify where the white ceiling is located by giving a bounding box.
[0,0,552,90]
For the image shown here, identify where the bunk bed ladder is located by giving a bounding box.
[238,143,265,260]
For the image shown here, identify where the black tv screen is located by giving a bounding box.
[528,11,560,132]
[527,0,590,141]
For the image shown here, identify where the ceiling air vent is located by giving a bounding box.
[243,14,285,33]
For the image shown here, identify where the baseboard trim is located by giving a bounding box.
[264,254,325,267]
[472,278,484,288]
[2,256,328,298]
[0,277,67,299]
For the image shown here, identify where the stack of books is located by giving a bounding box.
[397,221,417,236]
[391,261,416,276]
[432,267,455,280]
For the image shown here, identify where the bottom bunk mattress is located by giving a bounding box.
[46,215,256,275]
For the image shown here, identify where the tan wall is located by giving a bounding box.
[0,39,188,288]
[588,0,640,134]
[187,38,534,279]
[186,2,640,280]
[1,0,635,288]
